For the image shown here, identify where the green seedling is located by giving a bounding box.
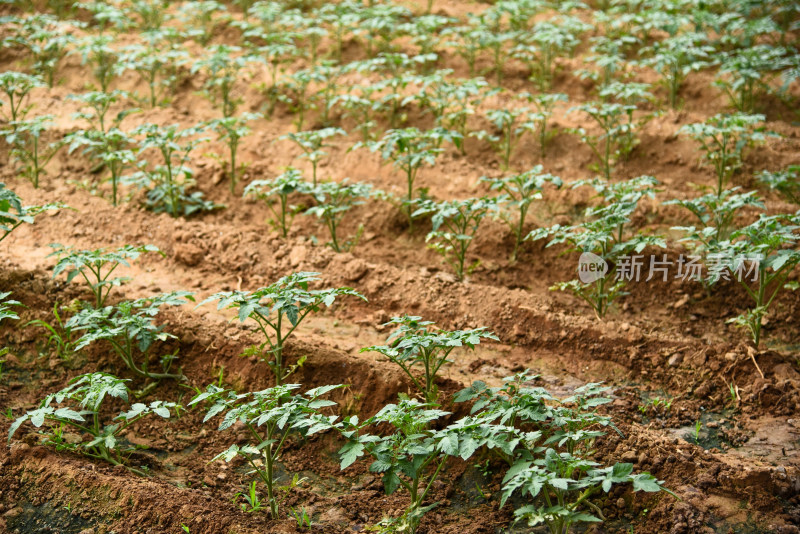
[199,272,366,385]
[667,188,764,243]
[192,45,256,118]
[332,90,377,143]
[128,0,171,31]
[2,115,62,188]
[472,106,535,171]
[317,1,363,60]
[337,399,476,534]
[244,168,311,237]
[357,3,411,57]
[3,15,76,87]
[528,177,664,318]
[26,300,82,361]
[252,40,299,117]
[73,34,119,92]
[117,41,188,108]
[758,165,800,206]
[0,72,45,126]
[178,0,230,46]
[68,90,136,134]
[304,180,373,253]
[522,92,568,158]
[66,127,138,206]
[8,372,182,475]
[76,0,131,33]
[280,128,345,187]
[511,16,585,89]
[282,68,326,132]
[714,45,790,113]
[720,213,800,360]
[130,122,217,217]
[504,449,667,533]
[481,167,563,261]
[49,243,161,308]
[575,34,638,89]
[289,506,313,529]
[67,292,193,381]
[191,383,342,519]
[360,127,460,230]
[569,102,637,180]
[414,197,497,280]
[456,373,670,533]
[0,292,21,325]
[206,112,261,194]
[0,183,62,244]
[233,480,266,513]
[679,113,769,198]
[362,315,497,404]
[638,32,714,108]
[310,61,343,127]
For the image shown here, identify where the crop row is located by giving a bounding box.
[0,219,672,533]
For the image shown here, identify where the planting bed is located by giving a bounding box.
[1,0,799,533]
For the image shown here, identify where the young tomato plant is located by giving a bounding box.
[337,399,477,534]
[191,45,256,118]
[597,82,655,160]
[679,113,770,198]
[521,92,568,158]
[511,16,585,90]
[332,90,377,143]
[303,180,373,253]
[481,167,563,261]
[362,315,497,404]
[502,448,667,533]
[244,168,311,237]
[3,15,76,87]
[49,243,161,308]
[527,177,664,318]
[279,128,346,187]
[206,112,261,194]
[472,106,534,171]
[360,127,460,230]
[199,272,366,385]
[720,213,800,357]
[117,39,188,108]
[568,102,637,180]
[759,165,800,206]
[714,45,790,113]
[0,72,45,126]
[281,68,324,132]
[73,35,119,93]
[2,115,63,188]
[666,188,764,243]
[8,372,182,475]
[67,292,193,381]
[456,373,670,533]
[68,90,137,134]
[66,127,138,206]
[0,183,62,244]
[130,122,218,217]
[25,300,82,361]
[414,197,497,280]
[191,383,341,520]
[252,40,299,117]
[638,32,713,109]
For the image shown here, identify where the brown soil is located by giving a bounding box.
[1,1,799,534]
